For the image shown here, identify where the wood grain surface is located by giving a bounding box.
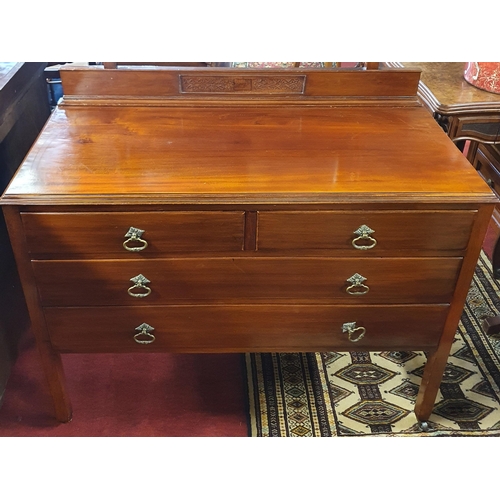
[44,304,448,353]
[3,104,494,204]
[32,257,462,306]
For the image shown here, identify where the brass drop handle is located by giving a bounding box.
[123,227,148,252]
[352,224,377,250]
[346,273,370,295]
[133,323,156,344]
[128,274,152,298]
[342,322,366,342]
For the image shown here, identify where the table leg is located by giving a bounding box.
[36,342,73,422]
[413,349,439,422]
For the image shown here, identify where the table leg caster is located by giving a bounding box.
[419,421,430,432]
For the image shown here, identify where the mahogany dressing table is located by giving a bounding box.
[1,65,496,428]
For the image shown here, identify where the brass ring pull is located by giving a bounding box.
[342,322,366,343]
[352,224,377,250]
[346,273,370,295]
[133,323,156,344]
[128,274,152,298]
[123,227,148,252]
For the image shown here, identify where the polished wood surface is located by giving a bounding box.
[45,304,448,353]
[5,105,489,203]
[21,211,245,254]
[257,211,477,252]
[1,66,496,425]
[32,257,462,306]
[21,209,477,257]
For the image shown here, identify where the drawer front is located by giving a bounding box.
[257,210,476,252]
[33,257,462,306]
[454,116,500,142]
[21,211,245,255]
[473,144,500,197]
[44,305,448,353]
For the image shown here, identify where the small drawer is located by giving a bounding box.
[454,116,500,142]
[473,143,500,198]
[44,304,448,353]
[257,210,477,253]
[21,211,245,255]
[33,257,462,306]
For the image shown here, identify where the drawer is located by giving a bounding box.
[33,257,462,306]
[21,211,245,255]
[44,304,448,353]
[257,210,476,252]
[473,143,500,198]
[454,116,500,142]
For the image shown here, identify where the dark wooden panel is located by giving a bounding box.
[0,62,50,405]
[257,210,477,252]
[44,304,448,353]
[33,257,462,306]
[21,211,245,255]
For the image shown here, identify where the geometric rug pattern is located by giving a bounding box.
[245,250,500,436]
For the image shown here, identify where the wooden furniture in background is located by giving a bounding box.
[0,62,50,403]
[1,65,496,427]
[387,62,500,163]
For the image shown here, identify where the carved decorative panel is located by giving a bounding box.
[179,75,306,94]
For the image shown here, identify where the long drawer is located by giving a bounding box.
[32,257,462,306]
[21,211,245,255]
[44,304,449,353]
[257,210,477,252]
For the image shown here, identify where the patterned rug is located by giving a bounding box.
[245,251,500,436]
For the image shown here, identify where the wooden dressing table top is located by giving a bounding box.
[3,102,491,204]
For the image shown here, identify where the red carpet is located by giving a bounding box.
[0,331,249,436]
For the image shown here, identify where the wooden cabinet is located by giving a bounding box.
[1,65,496,425]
